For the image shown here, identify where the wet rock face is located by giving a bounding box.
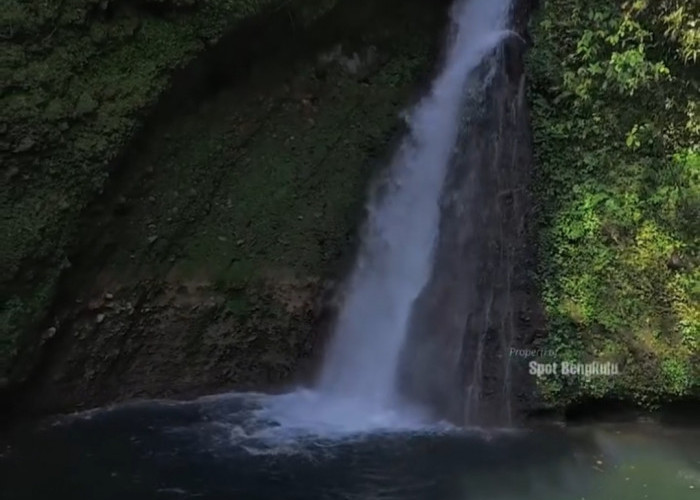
[398,0,544,427]
[2,0,449,418]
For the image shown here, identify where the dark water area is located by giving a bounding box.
[1,393,699,500]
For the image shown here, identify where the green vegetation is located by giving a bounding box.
[4,0,696,412]
[0,0,347,380]
[0,0,441,400]
[529,0,699,405]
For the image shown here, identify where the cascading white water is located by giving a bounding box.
[314,0,514,423]
[233,0,515,437]
[22,0,519,450]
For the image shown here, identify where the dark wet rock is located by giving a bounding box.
[4,0,450,418]
[398,0,543,427]
[5,166,20,181]
[75,92,99,116]
[13,137,36,153]
[667,253,684,271]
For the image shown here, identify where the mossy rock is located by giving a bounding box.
[0,0,447,413]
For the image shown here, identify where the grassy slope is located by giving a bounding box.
[528,0,699,406]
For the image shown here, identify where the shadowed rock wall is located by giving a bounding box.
[398,0,543,426]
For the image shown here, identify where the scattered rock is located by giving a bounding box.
[667,253,684,270]
[115,195,130,215]
[75,91,98,116]
[102,86,117,100]
[90,24,107,44]
[218,236,227,242]
[13,136,35,153]
[44,99,65,120]
[147,235,159,245]
[5,166,19,181]
[46,327,57,339]
[123,16,141,37]
[96,313,105,324]
[105,292,114,300]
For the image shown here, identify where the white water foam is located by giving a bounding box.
[49,390,521,457]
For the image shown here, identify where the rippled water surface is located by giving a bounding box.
[1,392,698,500]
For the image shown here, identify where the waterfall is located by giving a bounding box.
[315,0,514,424]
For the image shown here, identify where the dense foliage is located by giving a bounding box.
[529,0,699,405]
